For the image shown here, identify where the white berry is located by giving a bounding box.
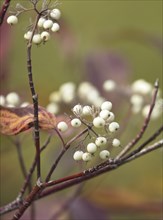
[112,138,121,147]
[32,34,42,44]
[7,15,18,25]
[99,150,110,160]
[99,109,111,120]
[72,104,83,115]
[87,143,97,153]
[57,121,68,132]
[38,17,46,28]
[106,112,115,123]
[6,92,20,106]
[50,9,61,20]
[24,31,32,40]
[101,101,112,111]
[103,80,116,92]
[82,152,92,162]
[51,23,60,32]
[95,137,107,147]
[73,151,83,161]
[46,103,59,114]
[82,106,92,115]
[93,117,105,128]
[43,19,53,29]
[0,95,5,106]
[109,122,120,133]
[41,31,50,42]
[71,118,82,127]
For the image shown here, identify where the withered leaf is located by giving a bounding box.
[0,105,56,135]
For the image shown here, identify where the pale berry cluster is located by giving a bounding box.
[56,101,121,162]
[0,92,29,107]
[7,8,61,45]
[103,78,163,120]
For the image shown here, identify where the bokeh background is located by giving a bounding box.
[0,0,162,220]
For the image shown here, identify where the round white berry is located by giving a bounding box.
[20,102,30,107]
[0,95,5,106]
[95,137,107,147]
[99,109,111,120]
[46,103,59,114]
[93,117,105,128]
[99,150,110,160]
[130,94,143,106]
[50,8,61,20]
[38,17,46,28]
[106,112,115,123]
[73,151,83,161]
[43,19,53,29]
[7,15,18,25]
[71,118,82,127]
[101,101,112,111]
[112,138,121,147]
[82,105,92,115]
[72,104,83,115]
[131,79,152,95]
[49,91,61,103]
[6,92,20,106]
[87,143,97,153]
[24,31,33,40]
[109,122,120,133]
[41,31,50,42]
[57,121,68,132]
[32,34,42,44]
[51,22,60,32]
[103,80,116,92]
[82,152,92,162]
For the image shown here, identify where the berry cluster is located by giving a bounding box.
[7,8,61,45]
[56,101,121,162]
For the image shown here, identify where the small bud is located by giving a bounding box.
[7,15,18,25]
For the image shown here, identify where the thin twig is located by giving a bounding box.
[115,79,159,160]
[0,0,11,25]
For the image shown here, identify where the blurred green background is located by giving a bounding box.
[0,0,162,220]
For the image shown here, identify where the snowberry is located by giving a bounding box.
[93,117,105,128]
[0,95,5,106]
[99,150,110,160]
[109,122,120,133]
[95,137,107,147]
[50,8,61,20]
[72,104,83,115]
[103,80,116,92]
[112,138,121,147]
[6,92,20,106]
[131,79,152,95]
[43,19,53,29]
[41,31,50,42]
[130,94,143,107]
[24,31,33,40]
[71,118,82,127]
[82,105,92,115]
[101,101,112,111]
[51,23,60,32]
[73,151,84,161]
[57,121,68,132]
[7,15,18,25]
[82,152,92,162]
[99,109,111,120]
[49,91,61,103]
[32,34,42,44]
[46,103,59,114]
[20,102,30,107]
[87,143,97,153]
[106,112,115,123]
[38,17,46,28]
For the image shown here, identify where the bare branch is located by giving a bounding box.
[0,0,11,25]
